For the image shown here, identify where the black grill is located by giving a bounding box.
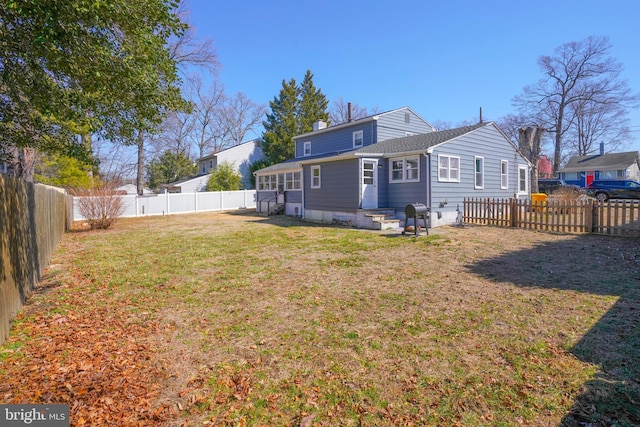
[402,203,430,236]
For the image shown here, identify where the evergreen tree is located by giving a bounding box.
[298,70,329,133]
[206,161,242,191]
[262,78,299,164]
[34,153,94,189]
[262,70,329,164]
[147,151,197,190]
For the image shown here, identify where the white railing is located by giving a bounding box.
[71,190,257,221]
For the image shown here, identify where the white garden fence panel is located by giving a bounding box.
[72,190,256,221]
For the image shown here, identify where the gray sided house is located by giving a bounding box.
[559,151,640,187]
[255,107,531,228]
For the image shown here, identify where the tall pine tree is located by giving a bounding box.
[262,70,328,164]
[298,70,329,134]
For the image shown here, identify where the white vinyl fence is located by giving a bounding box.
[71,190,256,221]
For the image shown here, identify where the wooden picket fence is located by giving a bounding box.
[463,197,640,237]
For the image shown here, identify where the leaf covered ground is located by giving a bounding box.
[1,211,639,426]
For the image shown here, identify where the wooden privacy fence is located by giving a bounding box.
[0,175,67,344]
[463,197,640,236]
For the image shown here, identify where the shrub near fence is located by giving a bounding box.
[0,175,67,344]
[463,197,640,236]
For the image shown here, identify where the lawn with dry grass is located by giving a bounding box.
[1,211,639,426]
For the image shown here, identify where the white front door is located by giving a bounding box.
[361,159,378,209]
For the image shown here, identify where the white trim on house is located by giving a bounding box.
[474,156,484,189]
[303,141,311,156]
[438,154,460,183]
[311,166,321,188]
[518,165,528,195]
[390,155,420,183]
[353,130,363,148]
[501,160,509,189]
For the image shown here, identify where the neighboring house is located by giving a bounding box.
[116,184,153,195]
[197,139,264,189]
[254,107,531,229]
[538,155,553,178]
[160,174,211,193]
[559,151,640,187]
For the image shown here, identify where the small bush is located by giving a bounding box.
[548,186,586,203]
[71,183,125,229]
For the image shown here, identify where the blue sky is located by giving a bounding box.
[184,0,640,154]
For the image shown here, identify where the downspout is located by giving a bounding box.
[301,166,305,219]
[425,149,433,209]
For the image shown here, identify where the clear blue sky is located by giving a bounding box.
[184,0,640,154]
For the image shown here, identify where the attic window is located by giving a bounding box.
[303,141,311,156]
[405,113,410,123]
[353,130,363,148]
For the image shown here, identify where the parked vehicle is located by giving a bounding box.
[587,179,640,201]
[537,179,582,194]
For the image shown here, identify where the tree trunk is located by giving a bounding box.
[519,126,545,193]
[11,147,36,182]
[82,133,96,178]
[136,131,145,196]
[553,105,565,177]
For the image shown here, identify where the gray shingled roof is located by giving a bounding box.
[354,122,486,155]
[560,151,640,173]
[255,122,489,175]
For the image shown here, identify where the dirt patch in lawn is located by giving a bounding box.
[2,211,639,426]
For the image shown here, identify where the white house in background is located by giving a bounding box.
[197,139,264,189]
[160,174,211,193]
[116,184,153,195]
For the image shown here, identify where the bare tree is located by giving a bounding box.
[190,76,227,157]
[329,98,379,124]
[221,92,267,146]
[566,96,630,155]
[169,1,219,75]
[151,108,196,159]
[513,36,639,175]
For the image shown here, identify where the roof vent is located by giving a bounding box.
[313,120,327,131]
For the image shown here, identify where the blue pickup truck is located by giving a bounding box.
[587,179,640,202]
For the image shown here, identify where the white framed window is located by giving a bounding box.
[311,166,321,188]
[258,174,277,191]
[438,155,460,182]
[286,171,301,190]
[474,156,484,189]
[390,156,420,183]
[277,173,285,193]
[303,141,311,156]
[501,160,509,189]
[353,130,363,148]
[518,165,528,194]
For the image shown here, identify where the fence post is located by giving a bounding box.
[590,200,598,234]
[195,191,198,212]
[510,198,516,228]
